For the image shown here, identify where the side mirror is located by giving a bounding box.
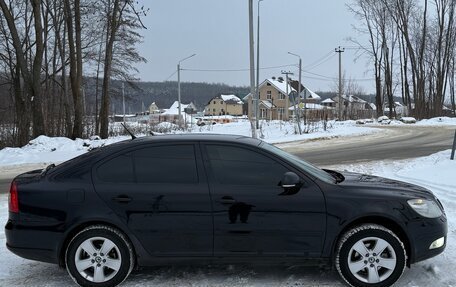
[278,172,303,195]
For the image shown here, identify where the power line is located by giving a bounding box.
[294,69,375,82]
[163,70,177,81]
[176,63,374,83]
[304,51,336,70]
[181,64,296,73]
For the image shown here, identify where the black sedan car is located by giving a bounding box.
[5,134,447,287]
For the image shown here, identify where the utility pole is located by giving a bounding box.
[249,0,257,138]
[335,46,344,120]
[281,71,294,121]
[288,52,303,134]
[177,63,181,127]
[451,129,456,160]
[177,54,196,128]
[255,0,264,130]
[122,82,125,124]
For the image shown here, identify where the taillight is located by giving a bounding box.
[9,181,19,213]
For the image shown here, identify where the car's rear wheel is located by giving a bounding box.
[65,225,134,287]
[335,224,407,287]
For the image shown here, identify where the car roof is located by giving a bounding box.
[131,133,262,146]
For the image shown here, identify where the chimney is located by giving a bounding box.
[278,77,284,82]
[272,76,276,80]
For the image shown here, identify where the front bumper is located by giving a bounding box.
[407,215,447,264]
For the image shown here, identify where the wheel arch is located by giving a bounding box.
[332,215,412,267]
[58,220,137,268]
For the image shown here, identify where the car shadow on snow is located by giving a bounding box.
[126,264,344,287]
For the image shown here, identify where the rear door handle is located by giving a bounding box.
[112,195,132,203]
[220,196,236,205]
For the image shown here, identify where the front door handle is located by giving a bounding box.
[112,195,132,203]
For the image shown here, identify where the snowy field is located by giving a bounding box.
[0,120,381,167]
[0,150,454,286]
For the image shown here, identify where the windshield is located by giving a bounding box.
[260,142,336,184]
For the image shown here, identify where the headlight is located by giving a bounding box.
[407,198,443,218]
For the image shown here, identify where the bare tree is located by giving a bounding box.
[99,0,147,139]
[0,0,46,137]
[348,0,385,117]
[63,0,84,139]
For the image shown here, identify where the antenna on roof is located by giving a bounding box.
[121,123,137,139]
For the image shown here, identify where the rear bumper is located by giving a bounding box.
[5,219,60,264]
[6,243,57,264]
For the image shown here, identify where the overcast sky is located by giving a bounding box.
[134,0,372,92]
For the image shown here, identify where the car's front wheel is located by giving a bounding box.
[335,224,407,287]
[65,225,135,287]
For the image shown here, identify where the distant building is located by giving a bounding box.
[321,98,336,108]
[150,101,197,124]
[204,94,243,116]
[331,95,375,119]
[245,77,295,120]
[245,77,321,120]
[148,102,161,114]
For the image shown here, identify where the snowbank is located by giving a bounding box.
[188,120,380,144]
[0,120,379,167]
[416,117,456,126]
[0,135,130,167]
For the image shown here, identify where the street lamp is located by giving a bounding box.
[288,52,303,134]
[177,53,196,128]
[255,0,264,129]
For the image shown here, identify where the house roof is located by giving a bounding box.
[162,101,193,115]
[208,94,243,105]
[260,78,296,95]
[321,98,335,103]
[259,100,275,109]
[220,94,243,105]
[288,80,320,101]
[301,86,321,100]
[334,94,367,103]
[242,93,251,101]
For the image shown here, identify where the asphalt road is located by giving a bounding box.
[0,125,454,194]
[279,125,455,166]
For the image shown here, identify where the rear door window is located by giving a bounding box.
[133,145,198,184]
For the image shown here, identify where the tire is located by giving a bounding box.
[335,224,407,287]
[65,225,135,287]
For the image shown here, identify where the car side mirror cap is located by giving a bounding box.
[278,172,304,195]
[279,172,301,187]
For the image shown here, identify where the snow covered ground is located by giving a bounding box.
[0,120,380,167]
[0,150,454,286]
[364,116,456,127]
